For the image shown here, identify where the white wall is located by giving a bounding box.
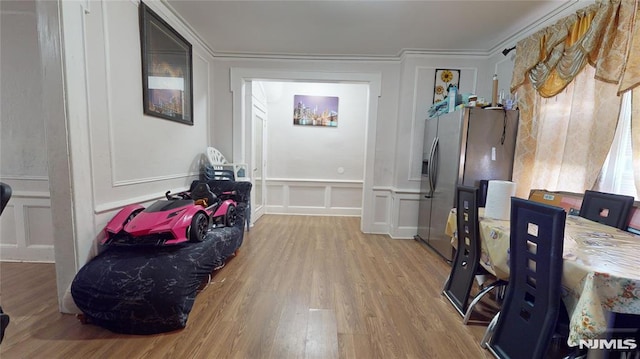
[49,0,215,311]
[84,1,209,212]
[212,59,400,186]
[266,82,367,180]
[259,81,367,215]
[0,0,54,261]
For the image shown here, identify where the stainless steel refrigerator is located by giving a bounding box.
[415,107,519,262]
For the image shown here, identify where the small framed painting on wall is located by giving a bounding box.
[433,69,460,104]
[293,95,339,127]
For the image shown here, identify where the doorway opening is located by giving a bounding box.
[230,69,381,232]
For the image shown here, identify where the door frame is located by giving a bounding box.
[230,68,381,233]
[249,84,267,224]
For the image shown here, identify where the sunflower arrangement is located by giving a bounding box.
[433,69,460,104]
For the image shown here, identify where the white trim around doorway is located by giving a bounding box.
[229,68,381,233]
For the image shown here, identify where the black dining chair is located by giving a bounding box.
[0,182,11,216]
[478,179,490,207]
[443,185,506,324]
[579,190,634,230]
[487,198,566,359]
[0,182,11,343]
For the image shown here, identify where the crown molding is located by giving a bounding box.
[161,0,584,62]
[488,0,583,57]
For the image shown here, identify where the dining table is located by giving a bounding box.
[445,208,640,347]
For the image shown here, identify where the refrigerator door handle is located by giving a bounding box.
[430,137,440,193]
[426,137,438,198]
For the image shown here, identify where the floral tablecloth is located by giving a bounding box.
[446,209,640,346]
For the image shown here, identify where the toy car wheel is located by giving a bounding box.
[225,204,237,227]
[189,212,209,242]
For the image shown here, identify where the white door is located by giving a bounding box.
[251,95,267,224]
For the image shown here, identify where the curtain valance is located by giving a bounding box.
[511,0,637,98]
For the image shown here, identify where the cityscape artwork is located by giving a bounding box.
[293,95,339,127]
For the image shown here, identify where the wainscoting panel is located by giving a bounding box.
[0,206,18,245]
[368,187,421,238]
[331,186,362,209]
[24,205,55,246]
[391,190,421,238]
[266,184,284,207]
[265,179,362,216]
[0,193,55,262]
[369,188,392,234]
[289,186,325,207]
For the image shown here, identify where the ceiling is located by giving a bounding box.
[164,0,573,58]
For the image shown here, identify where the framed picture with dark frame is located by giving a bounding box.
[433,69,460,104]
[139,1,193,125]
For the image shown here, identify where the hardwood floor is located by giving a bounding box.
[0,215,494,358]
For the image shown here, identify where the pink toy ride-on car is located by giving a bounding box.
[101,183,237,246]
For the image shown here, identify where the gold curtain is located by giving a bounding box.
[620,4,640,193]
[512,67,622,198]
[510,0,639,198]
[633,90,640,193]
[511,0,635,96]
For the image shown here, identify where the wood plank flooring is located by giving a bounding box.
[0,215,494,358]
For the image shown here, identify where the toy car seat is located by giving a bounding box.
[190,183,217,208]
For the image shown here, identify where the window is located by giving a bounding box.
[595,92,638,199]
